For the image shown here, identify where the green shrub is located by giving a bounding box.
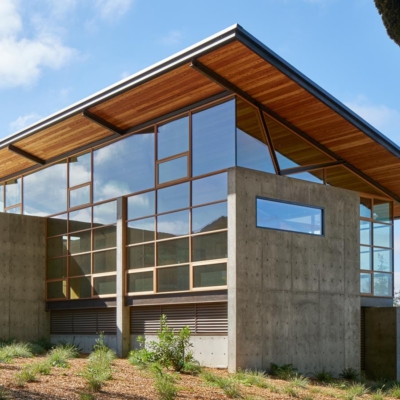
[88,334,116,364]
[201,370,222,385]
[371,388,385,400]
[47,344,79,368]
[283,386,298,398]
[13,366,37,387]
[339,367,359,381]
[79,392,96,400]
[345,383,369,398]
[82,361,112,392]
[270,363,298,380]
[136,315,194,372]
[33,337,53,351]
[289,374,309,388]
[389,383,400,399]
[128,348,154,369]
[151,363,178,400]
[233,369,269,388]
[181,361,202,375]
[30,360,51,375]
[312,368,334,383]
[200,370,241,398]
[0,342,33,362]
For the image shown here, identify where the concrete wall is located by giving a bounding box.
[365,307,400,380]
[228,167,360,375]
[0,212,48,341]
[51,334,117,354]
[131,334,228,367]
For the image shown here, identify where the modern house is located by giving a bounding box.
[0,25,399,378]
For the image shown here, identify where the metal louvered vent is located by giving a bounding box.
[130,302,228,335]
[360,307,366,371]
[51,308,116,335]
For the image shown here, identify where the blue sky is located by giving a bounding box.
[0,0,399,288]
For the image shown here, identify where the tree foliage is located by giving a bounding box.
[375,0,400,47]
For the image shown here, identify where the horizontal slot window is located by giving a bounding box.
[256,198,323,235]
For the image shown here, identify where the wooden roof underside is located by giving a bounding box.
[1,37,399,216]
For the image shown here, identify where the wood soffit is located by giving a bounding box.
[1,27,399,215]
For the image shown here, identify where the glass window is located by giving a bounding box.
[158,156,188,184]
[360,273,371,294]
[374,273,392,297]
[5,178,21,207]
[157,116,189,160]
[0,184,4,211]
[70,276,91,299]
[360,221,371,245]
[69,152,91,187]
[69,185,90,208]
[373,200,391,222]
[192,202,227,234]
[93,225,116,250]
[70,254,91,276]
[192,100,235,176]
[157,210,189,239]
[47,258,67,280]
[69,231,91,254]
[5,206,20,214]
[157,238,189,266]
[193,263,227,288]
[94,275,116,296]
[256,198,323,235]
[373,223,392,248]
[93,132,154,203]
[157,265,189,292]
[23,162,67,216]
[47,214,68,237]
[360,246,371,270]
[373,248,392,272]
[47,236,68,258]
[93,201,117,226]
[127,244,155,269]
[93,250,116,274]
[69,207,91,232]
[192,232,227,262]
[192,173,227,206]
[157,182,189,214]
[127,218,155,244]
[127,191,155,220]
[128,271,153,293]
[360,198,372,218]
[47,281,67,299]
[288,170,324,184]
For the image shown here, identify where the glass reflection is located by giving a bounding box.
[93,132,154,202]
[157,238,189,266]
[93,225,116,250]
[157,210,189,239]
[69,207,91,232]
[360,198,372,218]
[128,191,154,220]
[373,223,392,248]
[5,206,20,214]
[157,265,189,292]
[192,202,227,233]
[47,258,67,280]
[192,173,227,206]
[69,152,91,187]
[5,178,21,207]
[373,248,392,272]
[69,231,91,254]
[288,170,324,184]
[127,244,155,269]
[360,221,371,245]
[193,263,227,288]
[93,250,116,273]
[360,246,371,270]
[93,201,117,226]
[70,276,91,299]
[192,232,227,262]
[373,200,391,222]
[94,275,116,295]
[128,271,153,293]
[158,156,188,184]
[47,236,68,258]
[127,217,155,244]
[374,273,392,296]
[0,184,4,211]
[47,281,67,299]
[157,116,188,160]
[157,183,189,214]
[70,185,90,208]
[360,273,371,293]
[23,162,67,216]
[48,214,68,237]
[70,254,91,276]
[192,100,235,176]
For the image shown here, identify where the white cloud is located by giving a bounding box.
[9,112,42,132]
[161,30,183,46]
[345,95,400,145]
[95,0,134,20]
[0,0,78,89]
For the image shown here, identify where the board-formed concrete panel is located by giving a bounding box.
[228,167,360,375]
[0,213,48,341]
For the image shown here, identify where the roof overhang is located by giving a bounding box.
[1,24,400,216]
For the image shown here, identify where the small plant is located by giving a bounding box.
[0,342,33,362]
[32,337,53,351]
[47,344,79,367]
[0,386,8,400]
[371,388,385,400]
[151,364,178,400]
[82,361,112,392]
[270,363,298,380]
[390,383,400,399]
[233,369,269,388]
[79,392,96,400]
[201,370,222,385]
[30,360,51,375]
[339,367,359,381]
[200,370,241,398]
[289,374,309,388]
[312,368,334,383]
[345,383,369,400]
[283,386,298,398]
[13,366,37,387]
[181,361,202,375]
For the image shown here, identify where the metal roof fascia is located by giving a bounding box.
[0,24,239,151]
